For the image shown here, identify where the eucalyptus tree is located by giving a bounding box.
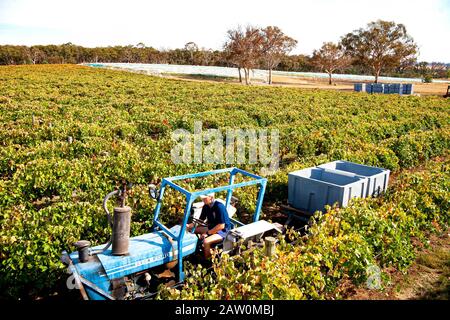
[260,26,297,84]
[341,20,418,83]
[312,42,351,85]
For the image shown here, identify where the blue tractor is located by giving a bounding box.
[61,168,280,300]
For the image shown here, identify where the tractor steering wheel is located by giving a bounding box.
[191,217,207,228]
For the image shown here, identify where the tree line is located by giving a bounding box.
[1,20,449,84]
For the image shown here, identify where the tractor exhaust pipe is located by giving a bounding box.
[111,182,132,255]
[80,182,132,258]
[112,206,131,255]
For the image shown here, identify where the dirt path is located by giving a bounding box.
[271,75,450,96]
[166,73,449,97]
[346,230,450,300]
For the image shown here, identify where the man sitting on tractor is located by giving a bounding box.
[187,193,231,259]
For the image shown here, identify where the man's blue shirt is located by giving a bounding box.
[200,200,231,231]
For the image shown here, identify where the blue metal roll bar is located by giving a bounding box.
[151,167,267,282]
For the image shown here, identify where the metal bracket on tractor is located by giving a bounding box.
[444,85,450,98]
[280,204,313,225]
[61,168,281,300]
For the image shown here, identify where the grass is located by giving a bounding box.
[416,245,450,299]
[347,229,450,300]
[163,73,238,82]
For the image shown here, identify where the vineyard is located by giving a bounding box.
[160,158,449,299]
[0,64,449,299]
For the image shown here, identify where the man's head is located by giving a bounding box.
[200,193,215,206]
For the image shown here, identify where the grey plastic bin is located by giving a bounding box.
[372,83,384,93]
[402,83,413,95]
[318,160,390,197]
[389,83,401,94]
[288,167,368,214]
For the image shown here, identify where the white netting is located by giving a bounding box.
[83,63,450,84]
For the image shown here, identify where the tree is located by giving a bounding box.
[277,54,314,72]
[184,42,198,65]
[260,26,297,84]
[311,42,351,85]
[224,26,264,85]
[198,48,213,65]
[29,47,46,64]
[223,28,244,82]
[60,42,79,64]
[415,61,429,76]
[122,45,134,63]
[429,62,448,78]
[341,20,418,83]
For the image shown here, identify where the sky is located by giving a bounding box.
[0,0,449,62]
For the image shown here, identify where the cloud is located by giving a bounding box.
[0,0,449,61]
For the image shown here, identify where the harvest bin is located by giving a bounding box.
[354,83,413,95]
[354,83,365,92]
[288,167,368,214]
[318,160,390,197]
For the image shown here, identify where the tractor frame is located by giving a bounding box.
[150,167,267,282]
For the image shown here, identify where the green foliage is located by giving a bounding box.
[0,65,449,299]
[423,74,433,83]
[387,130,449,168]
